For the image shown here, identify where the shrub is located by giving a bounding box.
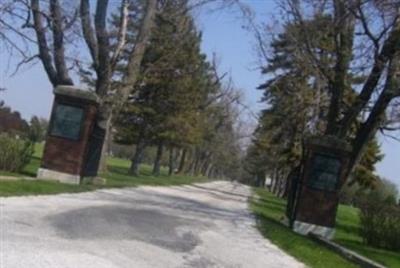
[0,133,34,172]
[359,195,400,251]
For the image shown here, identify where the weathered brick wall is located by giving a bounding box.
[295,137,351,228]
[41,96,97,176]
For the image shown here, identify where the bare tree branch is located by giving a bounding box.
[31,0,58,86]
[50,0,73,85]
[350,2,379,50]
[64,8,78,31]
[110,0,129,71]
[348,52,400,175]
[80,0,99,69]
[10,54,39,76]
[94,0,111,97]
[325,0,355,134]
[380,130,400,142]
[0,17,36,43]
[338,16,400,137]
[118,0,158,104]
[0,31,29,59]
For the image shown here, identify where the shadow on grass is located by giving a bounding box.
[190,184,250,199]
[108,166,129,176]
[103,161,210,189]
[257,203,286,218]
[253,210,287,230]
[107,163,166,178]
[257,195,286,207]
[254,197,287,218]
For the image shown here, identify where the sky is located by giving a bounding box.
[0,0,399,189]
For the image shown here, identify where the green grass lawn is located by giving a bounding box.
[335,205,400,268]
[0,143,209,197]
[103,157,209,188]
[0,180,98,197]
[251,188,400,268]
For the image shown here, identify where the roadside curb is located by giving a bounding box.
[309,234,386,268]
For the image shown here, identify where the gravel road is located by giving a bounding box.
[0,181,304,268]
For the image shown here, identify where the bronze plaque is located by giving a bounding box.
[308,153,341,192]
[50,104,84,140]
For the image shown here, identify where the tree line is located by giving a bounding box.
[0,0,245,179]
[244,0,400,196]
[110,0,243,177]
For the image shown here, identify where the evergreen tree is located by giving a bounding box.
[115,0,212,176]
[247,16,383,195]
[28,116,48,144]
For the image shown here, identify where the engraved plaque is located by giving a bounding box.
[308,153,341,191]
[50,104,84,140]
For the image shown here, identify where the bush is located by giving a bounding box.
[0,133,34,172]
[359,195,400,251]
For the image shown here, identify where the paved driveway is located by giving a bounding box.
[0,181,304,268]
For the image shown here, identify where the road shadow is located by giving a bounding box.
[47,206,201,253]
[189,183,250,200]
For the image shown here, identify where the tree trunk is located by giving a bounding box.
[168,147,175,176]
[201,162,210,176]
[206,164,213,178]
[80,0,157,176]
[174,149,181,164]
[193,155,201,176]
[98,116,112,173]
[346,58,399,178]
[272,168,282,195]
[32,0,73,87]
[185,148,197,175]
[193,150,206,176]
[257,172,265,187]
[325,0,354,134]
[337,20,400,138]
[186,159,195,175]
[283,166,300,199]
[152,140,164,176]
[278,170,289,198]
[200,153,212,176]
[270,167,277,193]
[276,175,283,196]
[177,148,187,174]
[129,131,147,176]
[271,176,277,194]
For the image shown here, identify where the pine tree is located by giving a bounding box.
[114,0,213,176]
[248,15,384,194]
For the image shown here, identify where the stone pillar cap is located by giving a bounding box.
[54,85,100,103]
[306,135,352,152]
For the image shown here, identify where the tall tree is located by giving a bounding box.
[248,8,388,194]
[115,0,212,176]
[0,0,158,174]
[284,0,400,176]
